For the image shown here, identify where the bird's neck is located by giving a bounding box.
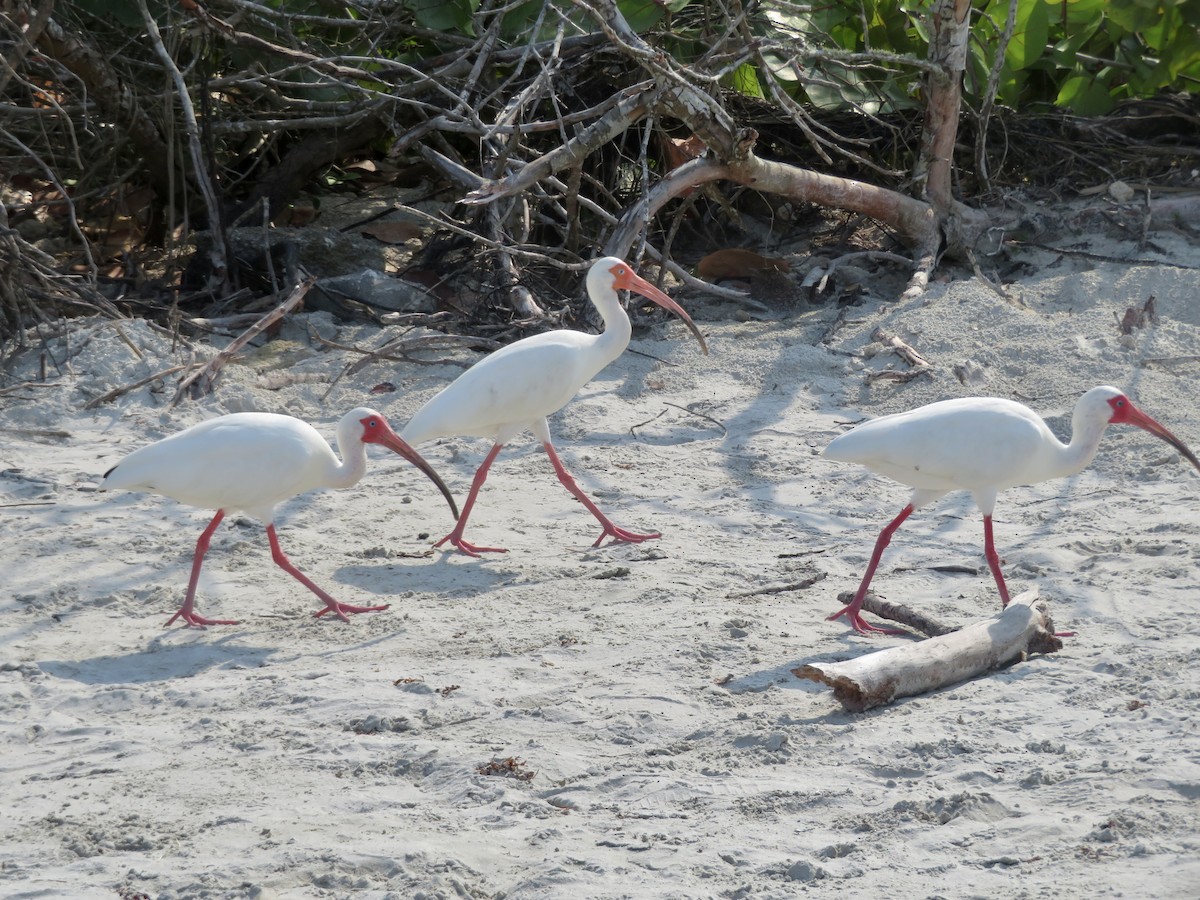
[593,290,632,363]
[1056,414,1110,478]
[329,433,369,490]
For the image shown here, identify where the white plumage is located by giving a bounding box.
[401,256,708,556]
[101,407,457,627]
[823,386,1200,634]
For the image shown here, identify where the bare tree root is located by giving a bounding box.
[5,0,1186,340]
[468,0,992,299]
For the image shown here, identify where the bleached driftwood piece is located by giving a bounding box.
[794,590,1061,712]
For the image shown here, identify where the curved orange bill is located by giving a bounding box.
[616,267,709,355]
[1125,402,1200,473]
[371,420,460,520]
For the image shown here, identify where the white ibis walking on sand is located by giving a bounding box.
[400,256,708,557]
[824,386,1200,635]
[100,408,458,627]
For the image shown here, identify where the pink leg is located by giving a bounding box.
[165,511,241,628]
[827,504,913,636]
[434,443,509,557]
[982,515,1011,607]
[266,524,389,622]
[983,516,1073,636]
[543,441,661,548]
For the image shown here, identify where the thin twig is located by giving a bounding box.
[315,330,490,401]
[661,401,727,435]
[728,573,827,599]
[83,363,195,410]
[0,381,64,396]
[974,0,1019,190]
[965,247,1023,305]
[629,408,667,437]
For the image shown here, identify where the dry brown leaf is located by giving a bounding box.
[345,159,404,183]
[697,249,790,282]
[660,133,706,171]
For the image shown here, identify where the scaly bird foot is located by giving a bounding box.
[590,524,662,548]
[826,603,906,636]
[313,600,390,622]
[165,608,240,628]
[434,531,509,557]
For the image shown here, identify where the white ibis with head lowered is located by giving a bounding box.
[400,256,708,556]
[100,408,458,627]
[823,386,1200,635]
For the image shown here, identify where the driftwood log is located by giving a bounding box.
[794,590,1061,712]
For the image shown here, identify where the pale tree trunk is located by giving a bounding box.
[916,0,973,216]
[901,0,978,298]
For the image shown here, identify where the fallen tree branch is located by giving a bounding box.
[170,276,315,406]
[858,591,956,638]
[460,0,974,279]
[866,326,935,383]
[793,589,1061,712]
[83,362,196,410]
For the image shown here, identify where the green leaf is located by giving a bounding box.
[1006,0,1051,71]
[725,62,764,99]
[1106,0,1166,33]
[762,52,800,83]
[617,0,666,32]
[1048,23,1102,71]
[1144,23,1200,88]
[1060,0,1108,27]
[405,0,478,35]
[1057,73,1115,114]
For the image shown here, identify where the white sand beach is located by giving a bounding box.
[3,212,1200,898]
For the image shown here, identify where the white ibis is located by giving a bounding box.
[400,256,708,556]
[100,408,458,627]
[823,386,1200,635]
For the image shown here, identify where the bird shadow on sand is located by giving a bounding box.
[37,633,277,685]
[331,554,522,597]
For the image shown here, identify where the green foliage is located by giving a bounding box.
[405,0,480,36]
[726,62,765,99]
[617,0,669,33]
[68,0,1200,117]
[974,0,1200,114]
[632,0,1200,116]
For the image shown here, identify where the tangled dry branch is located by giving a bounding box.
[2,0,1198,360]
